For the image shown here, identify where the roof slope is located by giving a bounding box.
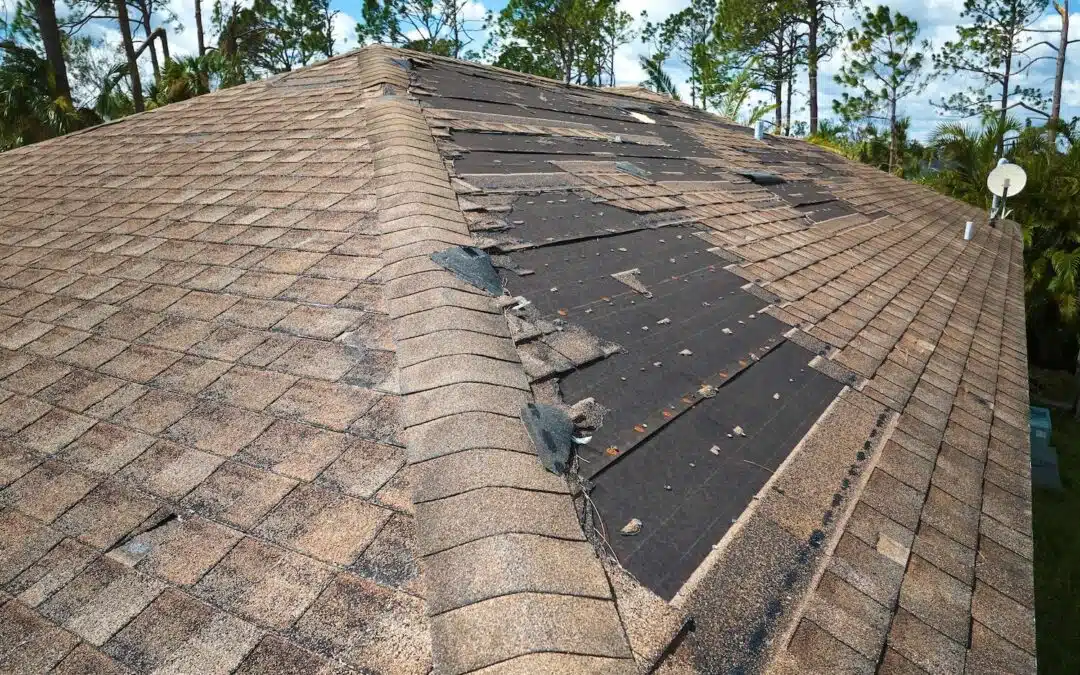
[0,47,1035,675]
[0,53,428,674]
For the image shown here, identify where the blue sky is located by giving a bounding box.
[6,0,1076,140]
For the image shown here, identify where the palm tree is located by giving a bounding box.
[924,115,1023,207]
[93,62,134,120]
[149,55,211,106]
[926,116,1080,411]
[0,40,96,149]
[639,53,680,101]
[709,59,776,126]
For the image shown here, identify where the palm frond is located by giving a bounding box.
[639,54,680,101]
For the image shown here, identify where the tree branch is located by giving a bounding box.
[1006,100,1049,117]
[1018,40,1059,53]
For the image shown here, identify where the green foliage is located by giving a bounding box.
[808,116,927,176]
[1033,409,1080,672]
[833,6,927,172]
[919,115,1080,367]
[211,0,336,75]
[149,56,213,106]
[0,40,97,149]
[715,0,806,130]
[92,62,134,120]
[638,52,680,100]
[833,6,926,123]
[485,0,634,85]
[712,57,776,125]
[356,0,478,57]
[642,0,716,108]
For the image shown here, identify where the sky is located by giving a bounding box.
[4,0,1078,140]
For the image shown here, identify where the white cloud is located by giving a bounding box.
[332,11,357,54]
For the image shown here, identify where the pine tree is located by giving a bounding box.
[833,6,929,173]
[933,0,1047,154]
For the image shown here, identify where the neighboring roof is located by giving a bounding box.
[0,46,1035,675]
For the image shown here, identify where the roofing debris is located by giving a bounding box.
[520,402,575,475]
[429,245,503,295]
[610,267,652,296]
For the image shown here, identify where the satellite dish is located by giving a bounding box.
[987,164,1027,197]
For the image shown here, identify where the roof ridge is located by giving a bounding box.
[362,49,638,674]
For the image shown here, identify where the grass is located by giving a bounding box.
[1033,407,1080,673]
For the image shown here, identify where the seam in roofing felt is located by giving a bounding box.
[359,46,636,675]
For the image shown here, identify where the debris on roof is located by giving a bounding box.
[520,402,575,474]
[430,245,503,295]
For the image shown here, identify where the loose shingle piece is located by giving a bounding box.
[0,46,1032,675]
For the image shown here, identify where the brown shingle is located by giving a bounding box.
[103,588,261,672]
[194,537,331,630]
[39,557,165,646]
[0,601,80,673]
[0,46,1035,675]
[291,573,429,672]
[254,484,390,565]
[181,461,296,530]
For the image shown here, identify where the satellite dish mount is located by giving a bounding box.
[986,160,1027,224]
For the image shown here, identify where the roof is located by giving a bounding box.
[0,46,1035,675]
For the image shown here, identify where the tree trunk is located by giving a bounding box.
[116,0,144,112]
[1049,1,1069,144]
[136,0,160,82]
[807,3,819,135]
[784,77,793,136]
[888,94,898,174]
[774,77,783,134]
[195,0,206,56]
[997,44,1012,156]
[33,0,71,101]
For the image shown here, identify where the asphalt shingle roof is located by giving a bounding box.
[0,46,1034,675]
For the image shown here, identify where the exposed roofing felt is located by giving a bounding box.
[0,47,1035,675]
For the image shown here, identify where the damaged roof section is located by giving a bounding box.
[411,48,1034,675]
[417,64,853,604]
